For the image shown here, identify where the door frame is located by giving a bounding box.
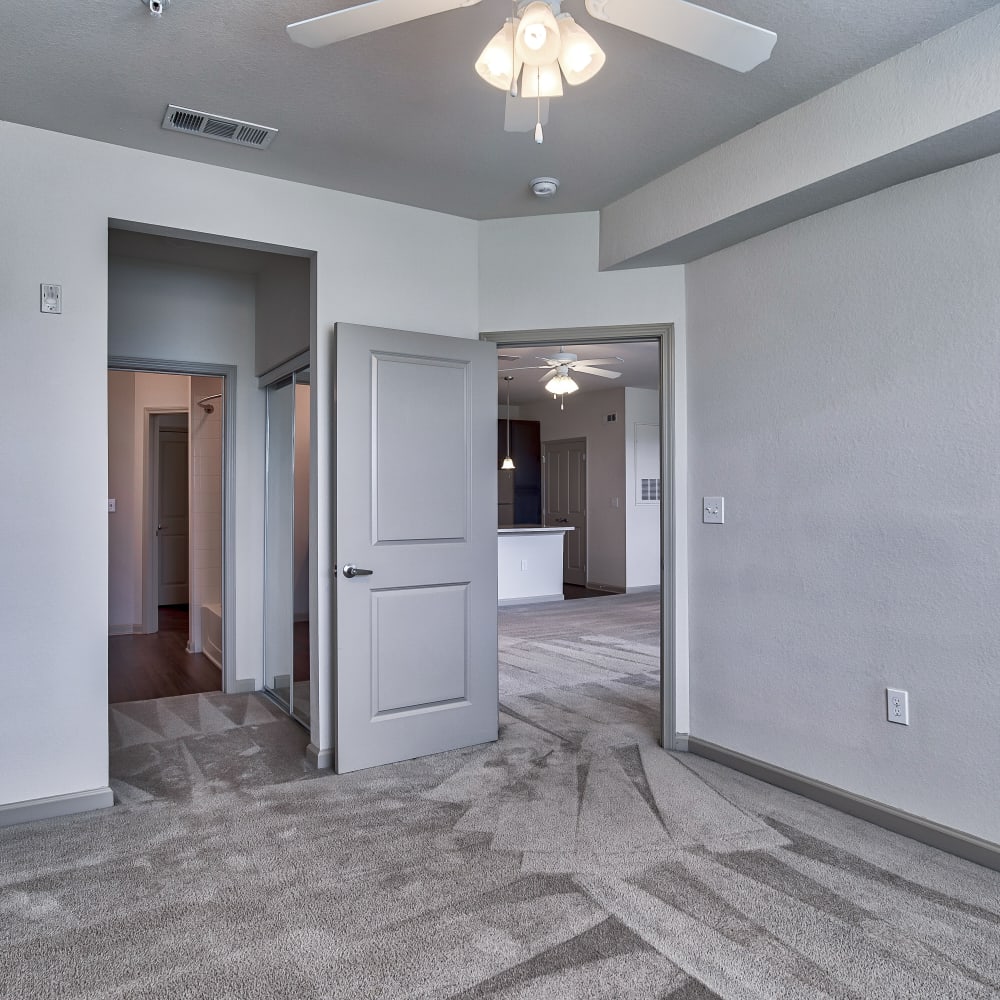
[481,324,682,752]
[109,356,238,694]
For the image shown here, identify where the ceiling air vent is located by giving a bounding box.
[161,105,278,149]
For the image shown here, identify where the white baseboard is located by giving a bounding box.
[0,787,114,828]
[307,743,333,770]
[689,737,1000,873]
[626,585,661,595]
[108,624,143,636]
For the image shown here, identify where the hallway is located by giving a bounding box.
[108,605,221,703]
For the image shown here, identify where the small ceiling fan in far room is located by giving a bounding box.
[286,0,777,142]
[500,350,624,405]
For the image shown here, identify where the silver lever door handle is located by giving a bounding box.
[343,565,373,578]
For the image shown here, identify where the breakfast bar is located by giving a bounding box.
[497,526,574,606]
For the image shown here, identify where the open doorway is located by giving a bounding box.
[487,327,677,751]
[107,368,226,702]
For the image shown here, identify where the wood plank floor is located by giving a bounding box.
[108,605,221,703]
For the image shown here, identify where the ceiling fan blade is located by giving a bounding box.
[572,365,622,379]
[499,365,550,372]
[570,357,624,367]
[539,369,557,383]
[504,95,549,133]
[287,0,483,48]
[584,0,776,72]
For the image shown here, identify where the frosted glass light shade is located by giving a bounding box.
[520,61,563,98]
[515,2,561,66]
[548,373,579,394]
[556,14,605,85]
[475,19,522,91]
[501,456,515,470]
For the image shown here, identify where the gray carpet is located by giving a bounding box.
[2,593,999,999]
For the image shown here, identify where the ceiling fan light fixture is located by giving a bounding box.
[520,61,564,98]
[556,14,605,85]
[475,18,523,91]
[515,2,561,66]
[548,373,579,395]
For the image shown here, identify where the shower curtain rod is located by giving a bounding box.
[197,393,222,413]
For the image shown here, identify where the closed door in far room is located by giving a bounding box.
[156,416,189,606]
[543,437,587,586]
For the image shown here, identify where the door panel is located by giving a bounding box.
[335,323,498,773]
[543,438,587,587]
[373,584,469,714]
[157,426,189,605]
[374,356,469,542]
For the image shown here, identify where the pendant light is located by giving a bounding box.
[501,375,516,470]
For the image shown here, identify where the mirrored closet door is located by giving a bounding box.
[263,366,311,727]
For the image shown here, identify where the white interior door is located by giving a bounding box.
[334,323,498,773]
[156,421,189,605]
[544,438,587,586]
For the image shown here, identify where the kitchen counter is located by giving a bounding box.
[498,526,574,605]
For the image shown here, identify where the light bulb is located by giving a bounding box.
[548,373,579,395]
[556,14,606,86]
[501,456,515,470]
[520,61,563,98]
[523,23,547,50]
[474,19,522,91]
[515,2,561,66]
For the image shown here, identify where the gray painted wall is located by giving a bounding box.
[685,153,1000,844]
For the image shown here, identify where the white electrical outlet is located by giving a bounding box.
[886,688,909,725]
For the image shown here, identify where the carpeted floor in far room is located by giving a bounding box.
[2,592,999,999]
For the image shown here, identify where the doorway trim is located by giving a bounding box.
[109,356,238,695]
[481,324,681,752]
[145,409,189,631]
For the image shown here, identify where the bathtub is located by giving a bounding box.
[201,603,223,669]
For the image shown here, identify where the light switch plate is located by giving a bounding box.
[703,497,724,523]
[108,499,117,513]
[40,283,62,314]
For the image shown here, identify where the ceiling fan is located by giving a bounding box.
[287,0,775,72]
[500,350,624,395]
[287,0,777,139]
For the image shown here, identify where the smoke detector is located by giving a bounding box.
[530,176,560,198]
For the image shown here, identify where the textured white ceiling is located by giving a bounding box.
[1,1,995,219]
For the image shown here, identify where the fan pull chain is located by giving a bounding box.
[510,0,518,97]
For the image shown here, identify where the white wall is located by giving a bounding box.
[479,212,689,730]
[107,370,136,632]
[519,388,627,591]
[625,388,661,590]
[685,153,1000,844]
[0,119,478,809]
